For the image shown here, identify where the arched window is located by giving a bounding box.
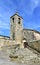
[12,18,14,23]
[18,18,21,24]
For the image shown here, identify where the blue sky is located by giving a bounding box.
[0,0,40,36]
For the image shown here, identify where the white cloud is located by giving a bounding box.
[30,0,40,12]
[31,0,39,7]
[28,0,38,14]
[23,0,40,15]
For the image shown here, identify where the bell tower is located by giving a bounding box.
[10,12,23,44]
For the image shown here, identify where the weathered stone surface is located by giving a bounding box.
[9,47,40,64]
[23,29,40,42]
[1,44,40,65]
[28,40,40,53]
[10,12,23,44]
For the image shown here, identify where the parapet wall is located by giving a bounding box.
[0,36,23,49]
[0,36,15,48]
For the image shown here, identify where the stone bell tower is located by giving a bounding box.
[10,12,23,44]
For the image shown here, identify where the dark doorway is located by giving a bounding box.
[24,42,28,48]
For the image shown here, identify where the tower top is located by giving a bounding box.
[15,12,18,15]
[10,12,23,19]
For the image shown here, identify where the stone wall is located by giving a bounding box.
[0,36,15,49]
[34,32,40,40]
[0,36,23,49]
[28,40,40,52]
[23,29,40,42]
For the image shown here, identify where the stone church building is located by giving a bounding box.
[10,12,40,43]
[0,12,40,48]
